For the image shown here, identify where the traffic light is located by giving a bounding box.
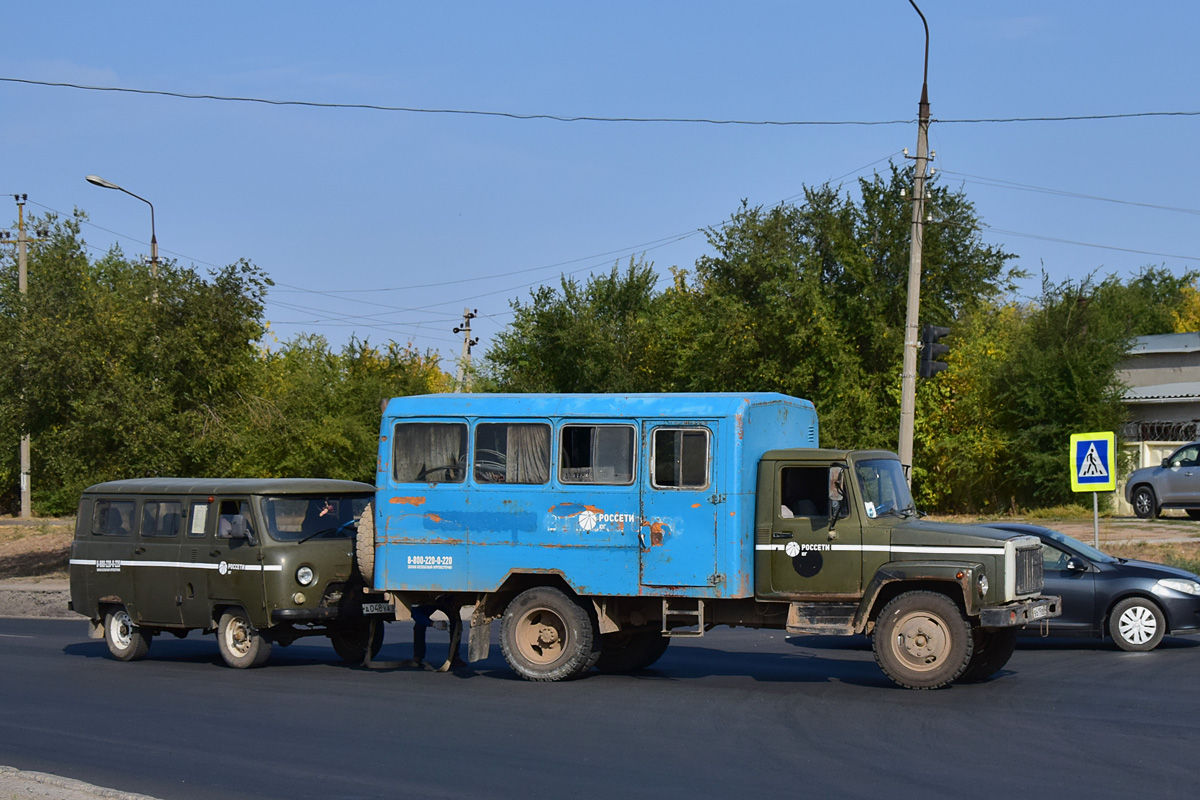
[920,324,951,378]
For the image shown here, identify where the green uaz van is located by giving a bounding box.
[69,478,391,668]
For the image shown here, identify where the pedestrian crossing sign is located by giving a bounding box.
[1070,431,1116,492]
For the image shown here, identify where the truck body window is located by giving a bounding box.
[559,425,635,485]
[779,467,828,517]
[141,501,183,537]
[393,422,467,484]
[92,500,135,536]
[474,423,551,484]
[651,428,710,489]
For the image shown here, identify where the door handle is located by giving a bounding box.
[638,532,647,550]
[133,547,146,555]
[210,550,221,557]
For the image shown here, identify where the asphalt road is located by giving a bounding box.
[2,618,1198,800]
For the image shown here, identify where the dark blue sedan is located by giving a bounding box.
[985,523,1200,651]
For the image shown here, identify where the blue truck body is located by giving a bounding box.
[374,392,817,599]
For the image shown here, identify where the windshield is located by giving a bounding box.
[261,494,373,542]
[1039,526,1118,564]
[853,458,915,518]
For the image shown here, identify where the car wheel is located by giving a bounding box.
[104,606,150,662]
[872,591,973,689]
[1109,597,1166,651]
[595,629,671,673]
[1132,486,1159,519]
[217,607,272,668]
[500,586,599,681]
[329,621,385,664]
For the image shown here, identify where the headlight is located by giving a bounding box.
[296,566,315,586]
[1157,578,1200,596]
[977,573,989,596]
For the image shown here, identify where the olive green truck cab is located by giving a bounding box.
[753,449,1057,687]
[69,478,392,668]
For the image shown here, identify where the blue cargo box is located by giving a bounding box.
[374,393,817,599]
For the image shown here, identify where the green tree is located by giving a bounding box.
[0,211,270,513]
[228,335,451,482]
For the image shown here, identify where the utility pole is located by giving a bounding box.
[3,195,45,518]
[453,309,479,393]
[897,0,932,485]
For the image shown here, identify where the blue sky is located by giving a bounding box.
[2,2,1197,367]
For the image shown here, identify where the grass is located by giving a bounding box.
[1103,541,1200,574]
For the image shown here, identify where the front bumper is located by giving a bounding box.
[979,595,1061,628]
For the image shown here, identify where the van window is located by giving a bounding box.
[216,500,256,540]
[92,500,135,536]
[141,501,183,538]
[651,428,711,489]
[560,425,635,485]
[475,423,551,484]
[393,422,467,483]
[187,503,210,538]
[262,494,372,541]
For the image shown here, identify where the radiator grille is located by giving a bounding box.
[1015,546,1043,595]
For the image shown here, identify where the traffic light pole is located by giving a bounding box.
[898,1,931,484]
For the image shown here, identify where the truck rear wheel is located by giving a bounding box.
[500,587,599,681]
[957,628,1017,683]
[873,591,973,689]
[354,502,376,588]
[595,630,671,673]
[104,606,150,662]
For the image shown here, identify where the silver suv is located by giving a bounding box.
[1125,442,1200,519]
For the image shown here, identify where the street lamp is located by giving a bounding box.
[85,174,158,277]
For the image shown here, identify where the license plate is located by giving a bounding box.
[1028,604,1049,620]
[361,602,393,615]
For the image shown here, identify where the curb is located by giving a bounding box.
[0,765,162,800]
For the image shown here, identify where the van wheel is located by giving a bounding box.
[217,607,272,668]
[595,630,671,673]
[330,621,385,664]
[354,502,376,588]
[956,628,1017,683]
[104,606,150,662]
[872,591,973,689]
[500,587,599,681]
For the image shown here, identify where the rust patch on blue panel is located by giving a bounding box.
[391,496,426,506]
[735,411,744,440]
[640,520,667,546]
[386,536,464,546]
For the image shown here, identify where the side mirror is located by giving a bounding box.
[1065,557,1089,573]
[828,466,848,527]
[1163,457,1171,468]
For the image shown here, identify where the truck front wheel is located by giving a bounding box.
[873,591,973,689]
[217,607,272,669]
[957,627,1017,683]
[500,587,599,681]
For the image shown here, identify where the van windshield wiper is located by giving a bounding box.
[296,521,356,544]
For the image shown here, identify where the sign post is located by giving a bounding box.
[1069,432,1116,548]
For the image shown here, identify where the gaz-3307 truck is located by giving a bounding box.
[358,393,1059,689]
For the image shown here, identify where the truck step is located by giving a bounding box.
[785,602,858,636]
[662,598,706,637]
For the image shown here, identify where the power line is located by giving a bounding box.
[977,224,1199,262]
[4,76,1198,126]
[939,170,1200,216]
